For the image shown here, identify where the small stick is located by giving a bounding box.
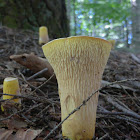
[18,70,46,96]
[98,133,109,140]
[0,109,25,121]
[21,113,35,124]
[31,73,55,94]
[23,103,43,114]
[131,53,140,64]
[0,93,51,104]
[97,111,140,119]
[100,115,140,125]
[27,68,48,81]
[0,98,15,103]
[36,105,50,117]
[102,95,140,119]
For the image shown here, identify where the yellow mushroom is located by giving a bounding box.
[39,26,49,44]
[108,40,115,49]
[42,36,112,140]
[1,77,21,111]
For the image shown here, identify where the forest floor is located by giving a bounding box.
[0,26,140,140]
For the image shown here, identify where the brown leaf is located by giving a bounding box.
[0,128,42,140]
[2,116,27,129]
[13,129,42,140]
[0,128,13,140]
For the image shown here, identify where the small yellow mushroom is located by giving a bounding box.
[42,36,113,140]
[39,26,49,44]
[108,40,115,49]
[1,77,21,111]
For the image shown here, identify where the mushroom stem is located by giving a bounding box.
[39,26,49,44]
[1,77,21,111]
[42,36,112,140]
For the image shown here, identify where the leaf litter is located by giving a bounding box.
[0,26,140,140]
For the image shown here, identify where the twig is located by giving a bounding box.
[133,92,140,105]
[21,113,35,124]
[36,105,50,117]
[0,93,51,104]
[97,111,140,120]
[31,73,55,94]
[100,115,140,125]
[0,98,15,103]
[18,70,46,96]
[98,133,109,140]
[106,78,139,85]
[23,103,43,114]
[97,124,113,140]
[102,95,140,119]
[119,85,140,109]
[0,109,25,121]
[130,53,140,64]
[43,78,138,139]
[27,68,48,81]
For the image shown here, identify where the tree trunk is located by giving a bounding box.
[66,0,71,25]
[125,20,130,48]
[131,0,140,51]
[0,0,69,38]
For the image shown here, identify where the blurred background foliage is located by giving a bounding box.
[66,0,135,51]
[0,0,139,53]
[66,0,140,53]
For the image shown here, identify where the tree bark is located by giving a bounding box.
[125,20,130,48]
[131,0,140,51]
[0,0,69,38]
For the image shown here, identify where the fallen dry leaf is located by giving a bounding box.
[12,129,42,140]
[0,128,42,140]
[3,116,27,129]
[0,128,13,140]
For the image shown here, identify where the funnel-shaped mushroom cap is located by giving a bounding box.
[42,36,112,140]
[39,26,49,44]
